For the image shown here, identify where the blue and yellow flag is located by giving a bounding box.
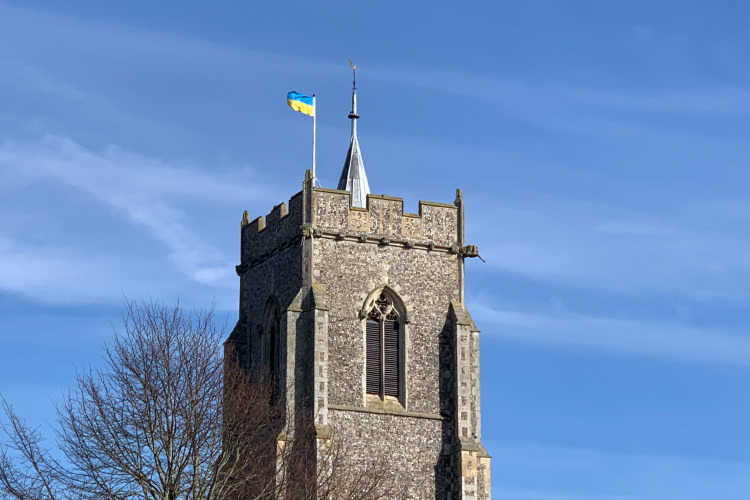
[287,91,315,116]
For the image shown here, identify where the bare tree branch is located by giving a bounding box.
[0,299,402,500]
[0,397,65,500]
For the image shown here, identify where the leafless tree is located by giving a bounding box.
[0,300,401,500]
[0,397,67,499]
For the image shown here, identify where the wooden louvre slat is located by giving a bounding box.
[383,319,400,397]
[366,320,381,394]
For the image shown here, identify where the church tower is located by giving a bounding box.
[229,78,490,499]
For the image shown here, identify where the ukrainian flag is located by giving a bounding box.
[287,91,315,116]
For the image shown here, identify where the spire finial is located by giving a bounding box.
[348,59,359,121]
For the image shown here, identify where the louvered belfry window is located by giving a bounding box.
[366,292,400,398]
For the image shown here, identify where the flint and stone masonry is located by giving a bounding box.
[228,170,491,499]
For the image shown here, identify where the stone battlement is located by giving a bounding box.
[240,191,304,266]
[238,175,467,272]
[312,188,461,248]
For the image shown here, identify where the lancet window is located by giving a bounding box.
[365,291,402,398]
[262,299,281,398]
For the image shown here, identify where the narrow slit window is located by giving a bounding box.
[263,299,281,402]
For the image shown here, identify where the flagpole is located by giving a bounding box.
[312,94,317,185]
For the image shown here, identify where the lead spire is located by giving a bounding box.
[337,59,370,208]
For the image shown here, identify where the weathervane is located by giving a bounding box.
[348,59,359,120]
[348,58,357,90]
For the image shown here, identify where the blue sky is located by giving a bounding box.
[1,1,749,498]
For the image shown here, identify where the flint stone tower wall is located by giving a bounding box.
[229,171,491,499]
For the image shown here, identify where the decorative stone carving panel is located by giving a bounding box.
[368,198,403,237]
[315,192,350,229]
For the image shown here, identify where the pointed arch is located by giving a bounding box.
[359,285,408,322]
[361,286,407,406]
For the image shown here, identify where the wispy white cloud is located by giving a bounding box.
[0,58,95,105]
[0,4,323,308]
[494,487,632,500]
[0,135,262,202]
[594,220,675,236]
[0,236,173,305]
[0,2,340,94]
[0,2,348,166]
[0,135,282,305]
[489,440,750,500]
[470,196,750,302]
[0,237,106,302]
[373,60,750,123]
[474,303,750,366]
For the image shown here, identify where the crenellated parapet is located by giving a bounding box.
[311,188,465,252]
[237,192,304,275]
[237,172,477,276]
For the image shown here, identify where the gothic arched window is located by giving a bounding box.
[262,298,281,396]
[365,291,402,399]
